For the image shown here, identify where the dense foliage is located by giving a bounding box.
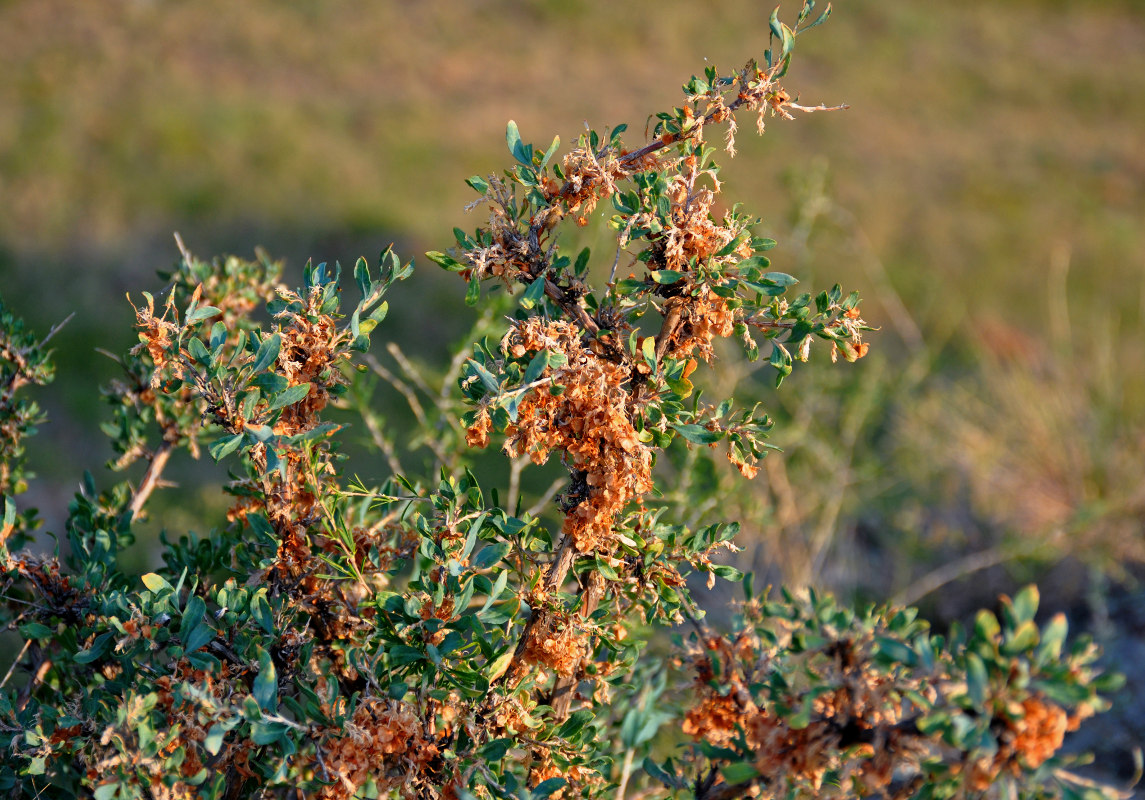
[0,6,1124,800]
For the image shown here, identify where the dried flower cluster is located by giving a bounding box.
[518,603,590,677]
[472,318,653,553]
[317,697,441,799]
[682,629,919,798]
[674,588,1113,800]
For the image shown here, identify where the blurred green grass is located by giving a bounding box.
[1,0,1143,597]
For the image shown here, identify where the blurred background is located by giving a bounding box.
[1,0,1142,781]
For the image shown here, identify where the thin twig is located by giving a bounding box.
[0,638,31,690]
[128,439,174,520]
[892,540,1045,608]
[359,404,405,478]
[365,354,428,427]
[506,457,526,514]
[386,343,434,398]
[40,313,75,347]
[524,476,566,518]
[173,231,194,268]
[616,747,636,800]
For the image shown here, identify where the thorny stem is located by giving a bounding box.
[544,534,577,594]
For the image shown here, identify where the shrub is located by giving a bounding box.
[0,5,1123,799]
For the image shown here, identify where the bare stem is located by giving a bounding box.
[128,439,174,520]
[0,638,31,690]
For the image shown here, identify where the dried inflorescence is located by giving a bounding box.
[681,615,1088,800]
[519,604,590,677]
[317,697,441,799]
[962,695,1075,790]
[270,286,348,437]
[130,292,183,387]
[491,318,653,553]
[558,144,663,227]
[529,756,602,800]
[682,636,921,797]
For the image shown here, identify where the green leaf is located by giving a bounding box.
[522,350,548,385]
[769,343,792,387]
[249,721,285,746]
[468,360,500,393]
[711,564,743,582]
[93,783,120,800]
[242,695,263,722]
[268,382,312,411]
[483,647,514,679]
[480,737,514,762]
[533,778,567,799]
[74,633,112,664]
[185,305,222,324]
[251,589,275,634]
[641,335,656,367]
[1011,584,1039,625]
[539,135,561,169]
[141,572,172,593]
[802,3,832,31]
[465,176,489,194]
[479,570,509,618]
[769,6,784,43]
[180,595,206,644]
[506,120,531,166]
[875,637,918,667]
[974,609,1001,643]
[556,708,594,741]
[19,622,53,640]
[472,542,512,570]
[253,648,277,712]
[183,622,215,654]
[643,758,683,790]
[965,652,988,708]
[721,762,760,785]
[465,270,481,306]
[650,269,683,284]
[594,556,619,581]
[1001,620,1040,656]
[188,336,211,365]
[204,724,226,756]
[426,250,466,271]
[208,433,245,462]
[779,22,795,59]
[673,424,721,445]
[520,277,546,310]
[1037,613,1068,662]
[252,372,288,394]
[251,333,281,373]
[762,272,798,287]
